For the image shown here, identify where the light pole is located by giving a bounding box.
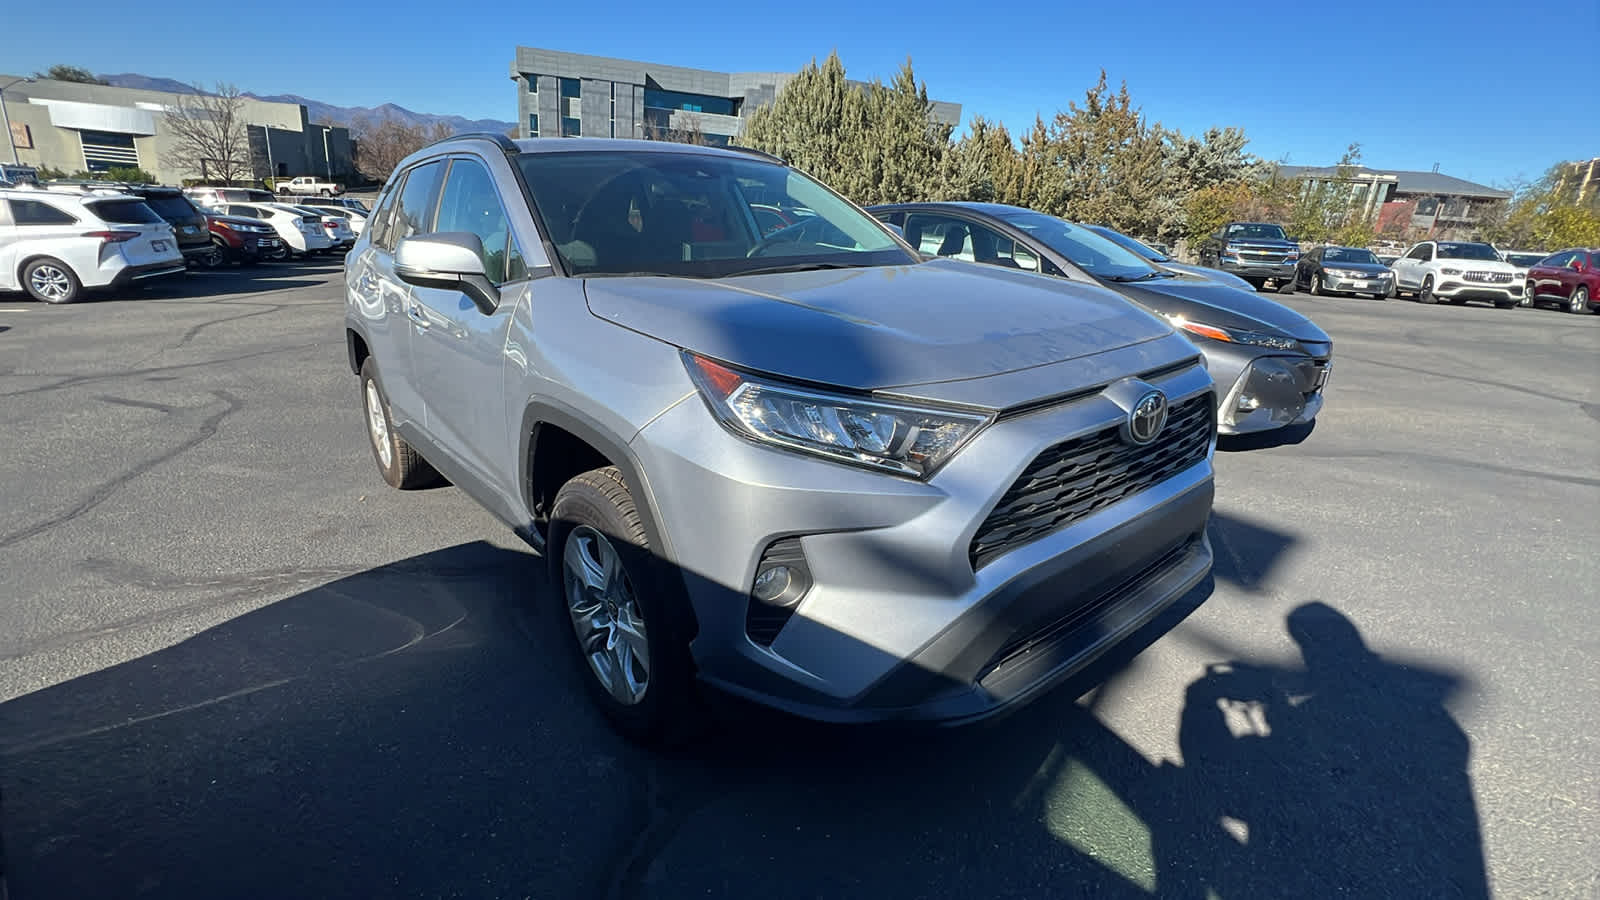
[1,76,37,166]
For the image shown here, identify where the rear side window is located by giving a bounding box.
[387,161,443,252]
[226,205,261,219]
[367,177,405,251]
[8,199,78,225]
[87,200,165,225]
[142,194,200,220]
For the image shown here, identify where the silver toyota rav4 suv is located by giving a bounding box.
[344,134,1218,743]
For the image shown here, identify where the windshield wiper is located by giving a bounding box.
[726,261,873,278]
[1104,272,1164,282]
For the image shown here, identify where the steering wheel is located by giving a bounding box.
[747,218,823,258]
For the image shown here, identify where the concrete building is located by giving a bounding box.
[509,47,962,145]
[1278,164,1512,240]
[1,75,352,186]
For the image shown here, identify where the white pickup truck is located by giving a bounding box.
[275,175,344,197]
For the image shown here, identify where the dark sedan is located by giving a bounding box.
[1293,246,1395,299]
[870,202,1333,436]
[1083,224,1257,291]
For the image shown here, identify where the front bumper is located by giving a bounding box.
[632,359,1216,723]
[1218,259,1296,281]
[1207,342,1330,434]
[1323,271,1393,294]
[1434,281,1521,302]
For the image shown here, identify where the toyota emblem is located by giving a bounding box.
[1126,390,1168,445]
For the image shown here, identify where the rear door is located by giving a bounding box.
[405,154,528,496]
[1536,252,1575,299]
[0,199,18,290]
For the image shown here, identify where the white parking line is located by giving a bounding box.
[0,308,29,312]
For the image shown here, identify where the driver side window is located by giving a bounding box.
[903,214,1038,273]
[434,157,525,285]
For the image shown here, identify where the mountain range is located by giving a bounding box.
[99,73,515,136]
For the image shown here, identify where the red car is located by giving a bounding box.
[1524,248,1599,314]
[196,211,285,266]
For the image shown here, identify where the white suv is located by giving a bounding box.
[1390,240,1524,308]
[0,187,185,304]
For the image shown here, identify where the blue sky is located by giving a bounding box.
[3,0,1595,188]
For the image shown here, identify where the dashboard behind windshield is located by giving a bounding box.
[1226,223,1288,241]
[516,151,912,277]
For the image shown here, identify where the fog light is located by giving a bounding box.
[752,565,794,604]
[1237,394,1260,412]
[747,537,813,646]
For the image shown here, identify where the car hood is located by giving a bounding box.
[1227,237,1298,249]
[1160,261,1251,286]
[1114,277,1328,342]
[1439,259,1518,274]
[583,259,1175,391]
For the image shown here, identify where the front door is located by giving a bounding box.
[405,155,529,498]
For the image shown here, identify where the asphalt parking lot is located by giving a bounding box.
[1,266,1596,899]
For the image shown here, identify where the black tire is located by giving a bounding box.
[197,238,227,269]
[1570,286,1591,315]
[1244,277,1265,291]
[319,189,332,197]
[1309,272,1324,296]
[1494,299,1517,309]
[1276,279,1295,294]
[1419,275,1437,304]
[359,358,442,490]
[21,257,83,304]
[549,466,698,746]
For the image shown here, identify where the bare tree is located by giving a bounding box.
[164,82,251,184]
[351,115,453,180]
[642,112,710,146]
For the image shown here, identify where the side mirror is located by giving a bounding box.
[395,232,498,314]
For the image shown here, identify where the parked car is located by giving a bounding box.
[1293,246,1395,299]
[1390,241,1523,307]
[1195,221,1300,292]
[42,181,214,266]
[195,209,284,266]
[281,203,356,250]
[1500,249,1546,293]
[0,163,40,187]
[870,202,1331,436]
[346,135,1218,744]
[217,202,333,257]
[1523,248,1598,314]
[185,186,276,208]
[275,175,344,197]
[0,187,185,303]
[295,197,371,234]
[1082,223,1255,290]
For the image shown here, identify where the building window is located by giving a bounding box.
[526,73,539,93]
[643,88,736,117]
[561,117,581,138]
[559,77,580,99]
[78,130,139,173]
[528,114,540,137]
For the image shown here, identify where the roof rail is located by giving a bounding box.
[725,145,786,165]
[423,131,520,155]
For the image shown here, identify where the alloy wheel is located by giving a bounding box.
[563,526,650,706]
[1310,273,1323,296]
[29,265,71,302]
[1573,287,1591,315]
[1520,284,1534,307]
[364,379,392,468]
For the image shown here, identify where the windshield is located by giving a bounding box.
[1437,242,1501,261]
[1086,225,1171,261]
[1226,223,1288,241]
[515,150,911,277]
[86,199,166,225]
[1503,253,1544,267]
[998,211,1160,281]
[1323,247,1380,265]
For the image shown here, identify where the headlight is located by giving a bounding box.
[1168,315,1300,351]
[1440,267,1461,276]
[685,354,989,479]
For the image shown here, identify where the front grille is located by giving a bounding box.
[969,394,1214,569]
[1239,250,1291,264]
[1464,271,1512,283]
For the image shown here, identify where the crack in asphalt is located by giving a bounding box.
[1340,354,1578,406]
[1296,449,1600,489]
[0,342,326,398]
[0,391,242,551]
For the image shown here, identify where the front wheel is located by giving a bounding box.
[1419,275,1437,304]
[549,467,698,746]
[1570,286,1591,315]
[22,258,82,304]
[1309,273,1324,296]
[197,239,227,268]
[1244,277,1265,291]
[1519,285,1535,307]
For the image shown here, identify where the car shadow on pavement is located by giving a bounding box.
[0,530,1486,900]
[1216,419,1317,452]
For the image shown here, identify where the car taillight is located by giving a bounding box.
[83,230,139,243]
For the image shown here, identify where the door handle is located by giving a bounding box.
[406,304,430,329]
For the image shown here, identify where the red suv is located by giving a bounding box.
[1524,248,1599,314]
